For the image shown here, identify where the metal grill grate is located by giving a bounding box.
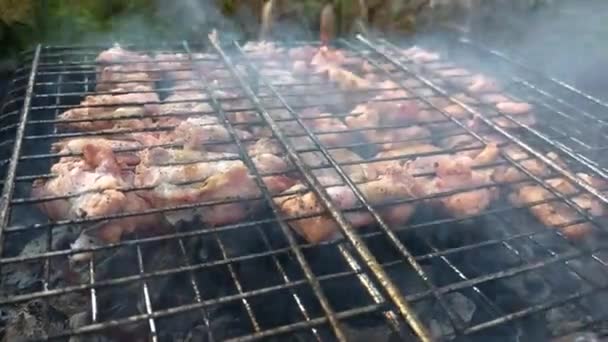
[0,35,606,342]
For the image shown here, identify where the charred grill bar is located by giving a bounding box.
[0,35,606,342]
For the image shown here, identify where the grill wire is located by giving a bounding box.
[0,35,606,342]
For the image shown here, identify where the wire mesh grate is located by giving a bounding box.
[0,36,606,342]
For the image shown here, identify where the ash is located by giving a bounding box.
[2,200,608,341]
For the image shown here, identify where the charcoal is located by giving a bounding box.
[445,292,476,324]
[500,272,552,305]
[342,323,402,342]
[180,310,249,342]
[552,332,601,342]
[0,299,65,342]
[545,303,587,335]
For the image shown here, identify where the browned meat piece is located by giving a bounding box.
[370,144,442,174]
[493,101,537,128]
[370,126,432,151]
[277,108,359,149]
[346,99,431,150]
[438,133,506,159]
[155,52,222,81]
[492,146,549,184]
[96,46,152,66]
[32,144,159,243]
[96,65,155,92]
[425,148,500,218]
[458,74,500,93]
[288,46,318,61]
[158,93,212,117]
[401,46,440,63]
[96,46,158,91]
[242,41,284,59]
[316,64,371,90]
[51,137,143,166]
[301,148,377,186]
[373,143,500,218]
[311,47,348,67]
[442,104,470,120]
[496,102,532,115]
[453,93,479,104]
[172,116,253,152]
[436,68,471,78]
[275,168,424,243]
[347,95,420,125]
[479,93,510,104]
[247,138,284,156]
[58,88,159,131]
[509,175,605,239]
[134,147,294,226]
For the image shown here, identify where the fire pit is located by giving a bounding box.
[0,33,606,342]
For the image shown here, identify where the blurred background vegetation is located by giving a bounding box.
[1,0,606,97]
[0,0,553,59]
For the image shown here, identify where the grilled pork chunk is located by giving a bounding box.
[97,46,152,66]
[32,144,159,244]
[58,87,160,131]
[134,147,294,226]
[402,46,440,63]
[301,148,377,186]
[97,64,156,92]
[373,143,500,218]
[171,116,253,153]
[346,99,432,150]
[51,137,143,167]
[493,101,536,128]
[509,174,606,239]
[275,168,424,243]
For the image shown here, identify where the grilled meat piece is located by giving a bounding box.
[346,99,431,150]
[157,93,213,118]
[171,116,253,152]
[371,143,442,174]
[402,46,440,63]
[491,147,550,184]
[58,87,159,131]
[299,108,360,148]
[134,147,294,226]
[288,46,318,62]
[97,64,156,92]
[316,64,371,90]
[462,74,501,93]
[32,144,159,243]
[97,46,152,66]
[426,150,500,218]
[96,46,157,90]
[479,93,510,104]
[494,101,536,128]
[350,90,424,123]
[373,143,500,218]
[51,137,143,166]
[436,68,472,78]
[509,175,605,239]
[275,168,424,243]
[276,108,359,149]
[301,148,377,186]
